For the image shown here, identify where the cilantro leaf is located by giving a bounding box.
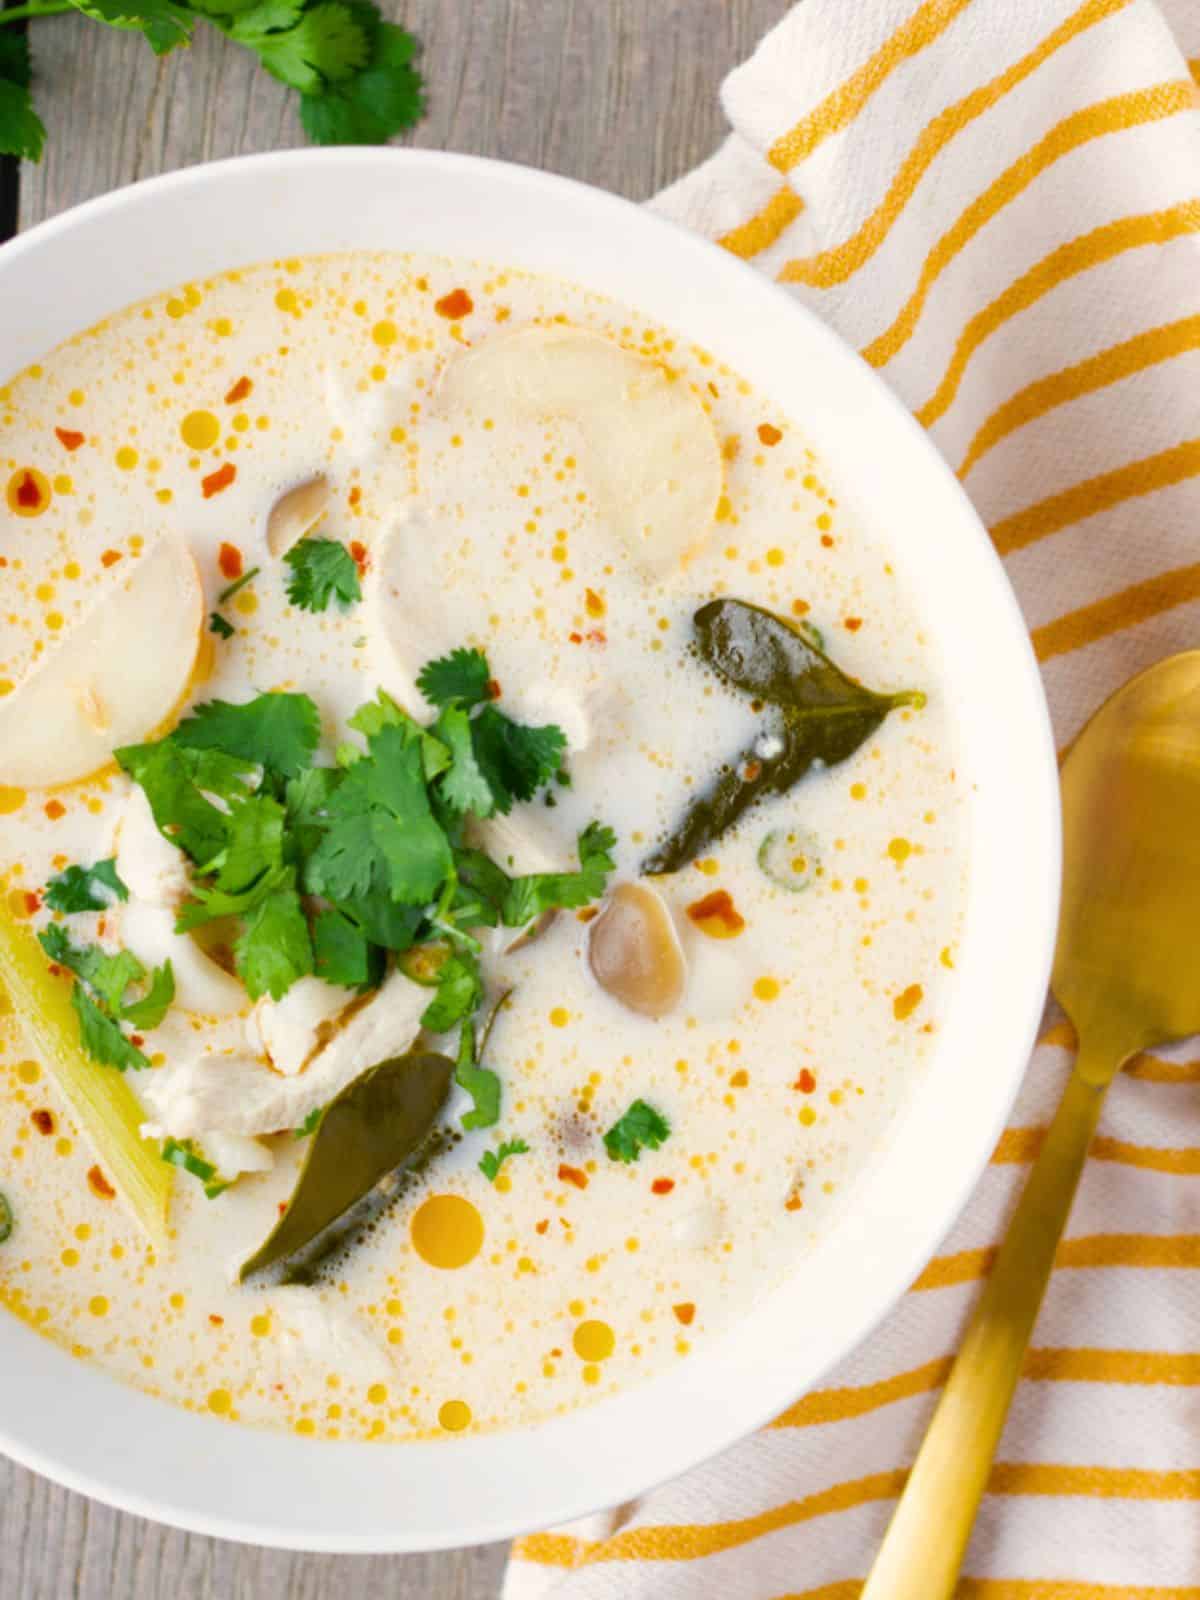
[0,35,45,162]
[349,690,450,781]
[283,537,362,613]
[479,1138,528,1183]
[307,725,451,908]
[43,858,129,913]
[68,0,194,55]
[38,924,144,1014]
[454,1019,500,1131]
[210,794,286,893]
[115,740,250,864]
[174,863,291,933]
[299,19,423,145]
[72,985,150,1072]
[161,1137,227,1198]
[120,960,175,1030]
[173,693,320,781]
[420,952,482,1033]
[209,612,235,640]
[312,907,382,990]
[434,705,494,818]
[501,821,616,928]
[417,647,491,710]
[604,1100,671,1164]
[470,705,565,814]
[285,765,341,860]
[234,885,314,1001]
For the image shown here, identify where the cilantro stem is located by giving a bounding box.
[0,2,73,22]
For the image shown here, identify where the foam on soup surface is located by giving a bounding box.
[0,254,967,1440]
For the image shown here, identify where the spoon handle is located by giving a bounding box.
[860,1048,1110,1600]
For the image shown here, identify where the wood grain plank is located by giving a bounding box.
[5,2,790,1594]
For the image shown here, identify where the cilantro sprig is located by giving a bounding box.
[0,0,424,164]
[38,923,174,1071]
[479,1138,528,1183]
[43,858,129,914]
[284,537,362,614]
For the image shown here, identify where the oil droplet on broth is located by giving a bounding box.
[411,1194,484,1269]
[438,1398,471,1432]
[180,410,220,450]
[572,1319,615,1362]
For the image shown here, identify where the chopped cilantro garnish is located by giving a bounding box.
[0,1188,12,1244]
[501,822,617,929]
[433,704,495,818]
[234,884,314,1002]
[454,1019,500,1131]
[284,537,362,614]
[293,1106,324,1140]
[603,1100,671,1164]
[417,647,491,710]
[43,858,129,914]
[421,951,482,1034]
[115,740,254,864]
[313,908,383,991]
[470,704,566,814]
[72,986,151,1073]
[217,565,261,605]
[173,692,320,781]
[40,924,173,1067]
[209,612,236,640]
[479,1138,529,1183]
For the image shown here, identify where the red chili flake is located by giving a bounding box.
[785,1190,804,1212]
[348,486,362,508]
[217,542,243,580]
[96,916,107,939]
[15,471,43,509]
[794,1069,817,1094]
[486,677,502,700]
[568,631,583,645]
[277,1201,288,1217]
[224,376,252,405]
[434,287,474,320]
[535,1219,550,1235]
[820,534,834,549]
[557,1163,588,1190]
[202,462,236,499]
[672,1303,695,1326]
[586,629,607,646]
[757,423,782,447]
[686,889,746,938]
[576,905,599,924]
[843,617,863,632]
[47,964,63,977]
[651,1178,675,1196]
[740,759,762,783]
[43,800,66,821]
[791,598,811,617]
[31,1109,55,1135]
[22,891,40,916]
[87,1165,116,1200]
[100,549,123,568]
[0,556,7,567]
[55,427,85,452]
[208,1314,224,1326]
[348,539,369,574]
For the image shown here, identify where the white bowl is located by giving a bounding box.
[0,149,1059,1552]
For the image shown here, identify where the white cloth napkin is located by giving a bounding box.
[505,1,1200,1594]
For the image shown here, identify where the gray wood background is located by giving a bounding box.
[4,2,788,1595]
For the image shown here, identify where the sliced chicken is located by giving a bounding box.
[203,1132,275,1180]
[268,1289,396,1386]
[140,969,428,1138]
[249,976,359,1077]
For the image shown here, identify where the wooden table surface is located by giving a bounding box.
[0,2,788,1594]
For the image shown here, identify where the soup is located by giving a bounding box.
[0,253,967,1441]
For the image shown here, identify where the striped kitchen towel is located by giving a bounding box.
[504,0,1200,1595]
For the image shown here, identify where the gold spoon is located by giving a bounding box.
[861,650,1200,1600]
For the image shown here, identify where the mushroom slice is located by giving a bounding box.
[265,474,330,557]
[587,881,686,1018]
[437,324,723,577]
[113,787,192,911]
[0,532,203,788]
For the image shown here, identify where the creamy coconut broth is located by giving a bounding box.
[0,253,967,1441]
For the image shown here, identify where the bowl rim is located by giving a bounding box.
[0,146,1060,1552]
